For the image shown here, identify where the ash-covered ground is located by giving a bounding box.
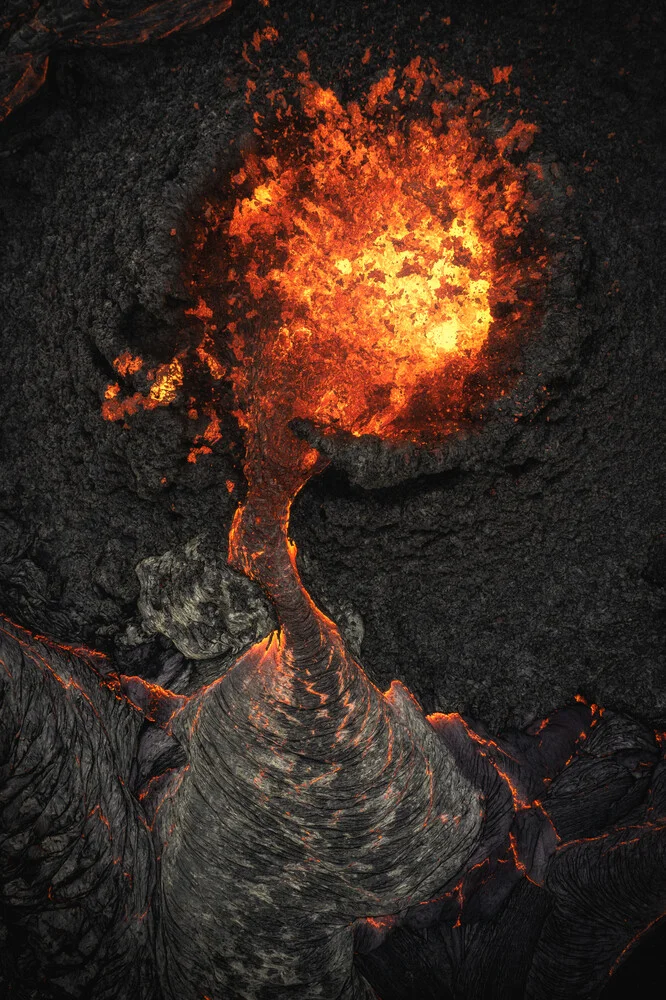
[0,0,664,731]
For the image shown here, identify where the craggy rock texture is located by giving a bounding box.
[1,0,665,994]
[135,534,277,660]
[0,0,664,733]
[0,616,158,999]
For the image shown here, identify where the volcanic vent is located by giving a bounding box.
[102,58,548,477]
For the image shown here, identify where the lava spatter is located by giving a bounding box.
[102,57,546,482]
[220,61,542,449]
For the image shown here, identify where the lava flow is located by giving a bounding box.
[4,29,666,1000]
[0,1,234,125]
[102,57,546,584]
[100,60,552,1000]
[222,61,543,587]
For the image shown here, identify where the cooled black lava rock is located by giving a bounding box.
[1,0,663,733]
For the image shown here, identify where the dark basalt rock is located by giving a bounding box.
[1,0,665,996]
[134,533,277,660]
[1,0,664,731]
[0,617,159,999]
[357,708,666,1000]
[0,1,233,123]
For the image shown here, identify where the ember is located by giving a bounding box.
[101,354,184,421]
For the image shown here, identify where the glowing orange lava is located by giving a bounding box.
[101,352,184,422]
[102,57,546,495]
[222,62,540,443]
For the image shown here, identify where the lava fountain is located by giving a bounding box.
[103,59,547,1000]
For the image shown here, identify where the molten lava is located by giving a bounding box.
[101,353,184,422]
[102,58,546,573]
[104,59,544,451]
[222,62,540,446]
